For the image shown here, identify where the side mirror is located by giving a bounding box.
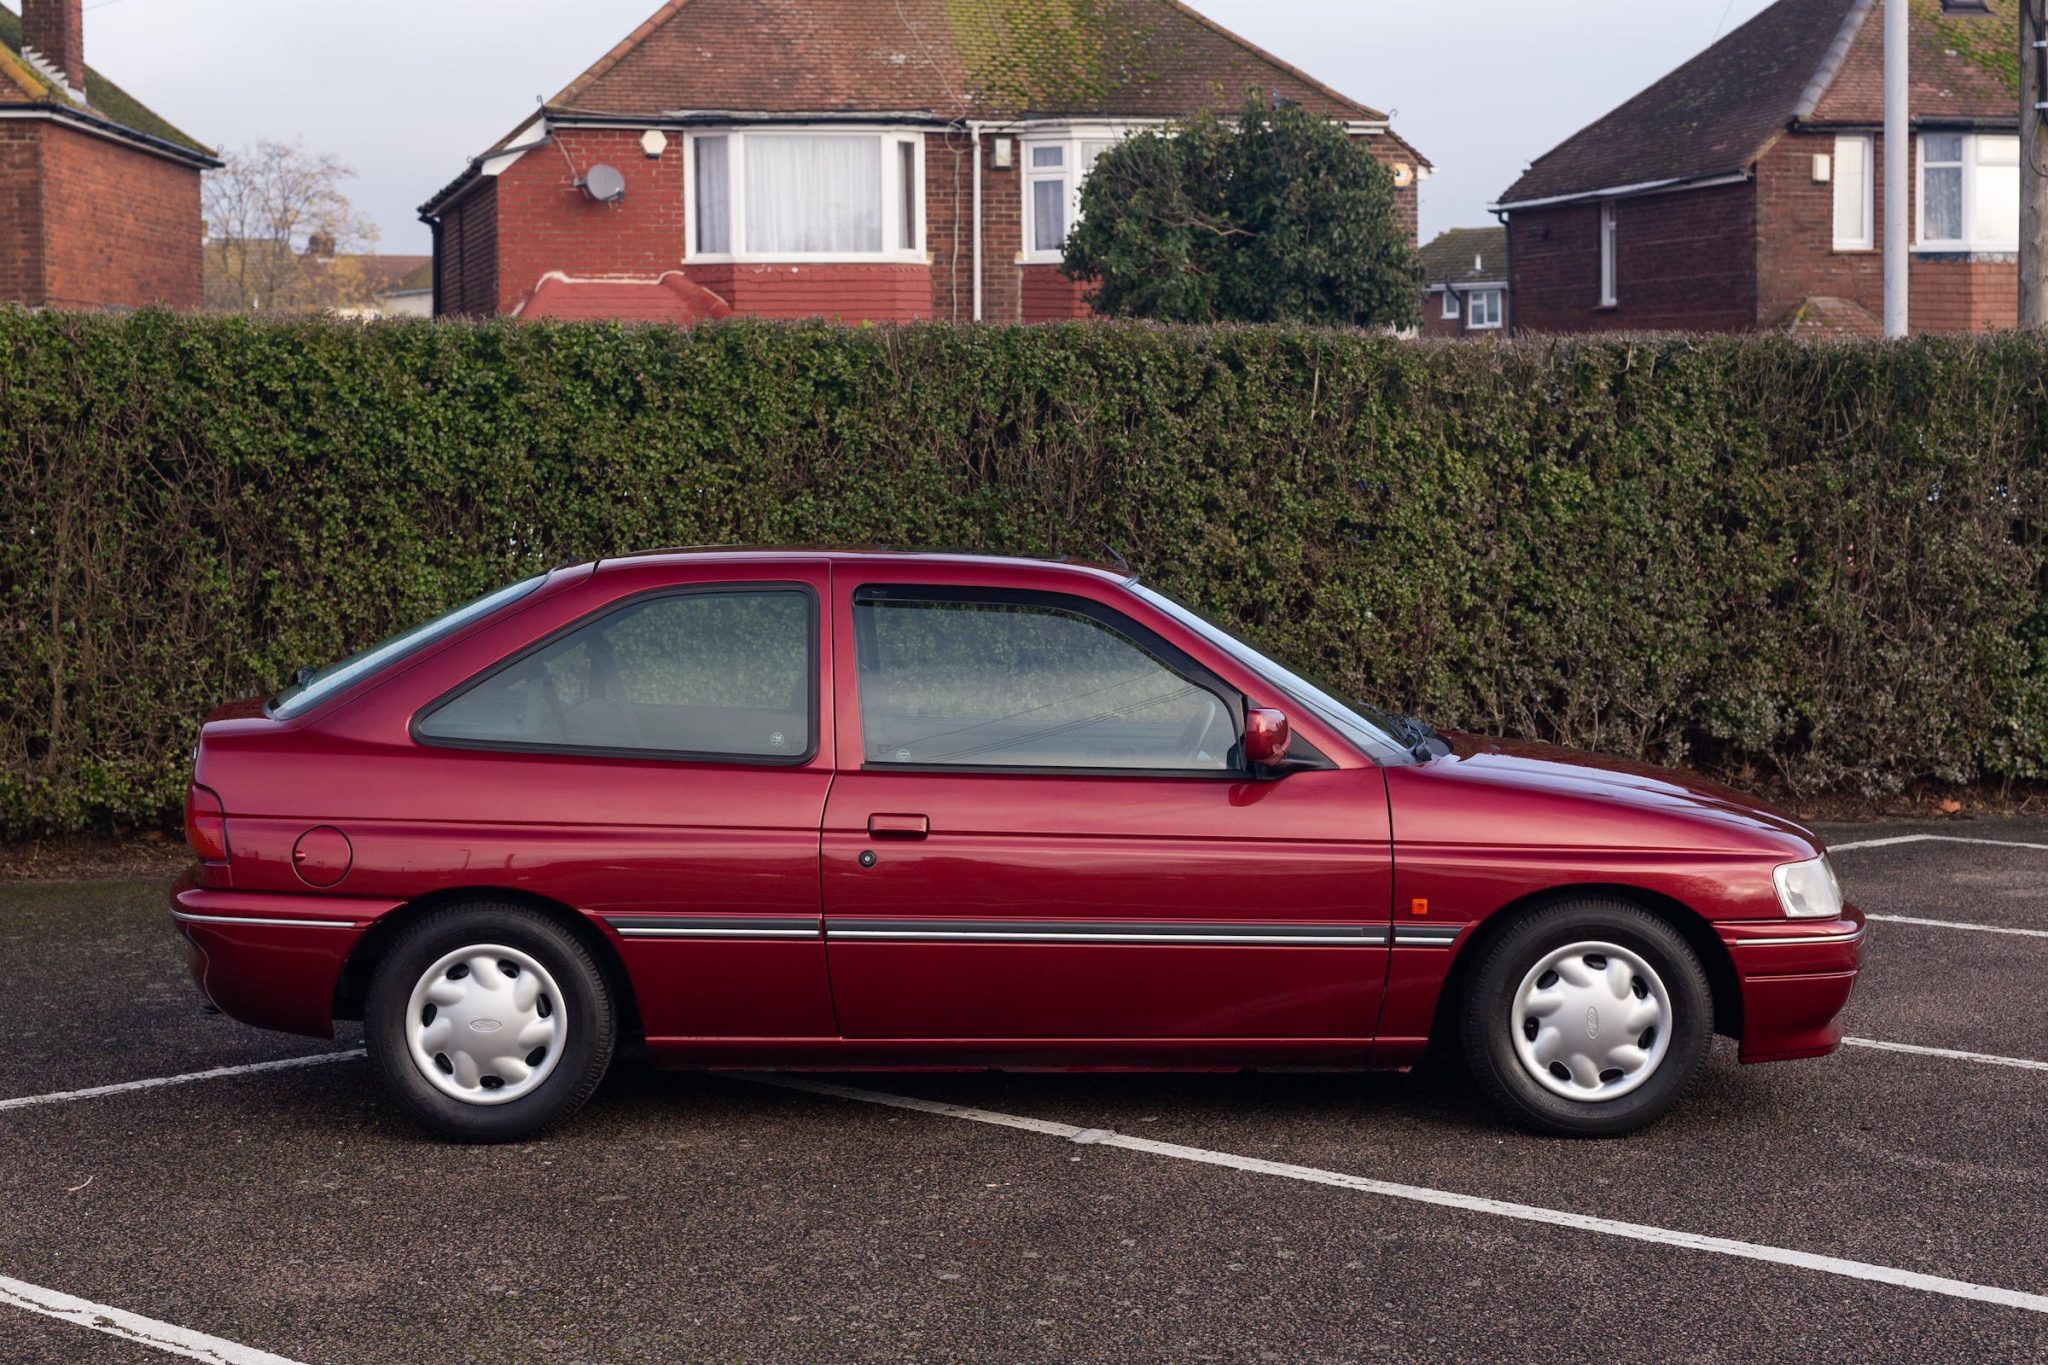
[1243,707,1291,769]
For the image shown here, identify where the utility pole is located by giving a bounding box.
[1883,0,1909,337]
[2023,0,2048,330]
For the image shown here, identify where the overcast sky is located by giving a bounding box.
[84,0,1781,257]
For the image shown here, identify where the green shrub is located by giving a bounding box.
[2,309,2044,834]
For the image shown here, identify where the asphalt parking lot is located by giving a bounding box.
[3,821,2046,1363]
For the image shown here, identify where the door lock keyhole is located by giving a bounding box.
[858,849,877,868]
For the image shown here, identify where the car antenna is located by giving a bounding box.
[1100,543,1133,579]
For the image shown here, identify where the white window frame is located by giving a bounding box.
[684,126,926,264]
[1831,134,1873,251]
[1598,200,1618,307]
[1915,131,2019,253]
[1440,288,1460,320]
[1021,125,1135,264]
[1466,288,1503,330]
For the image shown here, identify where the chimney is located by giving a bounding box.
[21,0,85,98]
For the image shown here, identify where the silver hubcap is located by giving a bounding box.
[1510,940,1671,1102]
[405,944,566,1106]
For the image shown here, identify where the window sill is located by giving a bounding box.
[1910,246,2018,261]
[687,253,930,266]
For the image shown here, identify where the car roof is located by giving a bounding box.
[594,545,1135,582]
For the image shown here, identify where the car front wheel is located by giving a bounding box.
[1460,899,1711,1137]
[365,902,616,1141]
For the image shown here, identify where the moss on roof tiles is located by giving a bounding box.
[0,2,211,156]
[943,0,1175,112]
[1916,0,2019,96]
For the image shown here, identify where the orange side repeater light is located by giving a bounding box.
[1410,898,1429,916]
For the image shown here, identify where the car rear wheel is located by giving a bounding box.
[1460,899,1711,1137]
[366,902,615,1141]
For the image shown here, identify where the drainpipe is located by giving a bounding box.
[968,120,988,321]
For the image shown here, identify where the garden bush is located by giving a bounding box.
[2,309,2043,833]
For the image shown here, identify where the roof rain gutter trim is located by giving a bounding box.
[1491,170,1750,213]
[0,103,220,168]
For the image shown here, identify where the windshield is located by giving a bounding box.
[269,574,547,719]
[1130,583,1414,764]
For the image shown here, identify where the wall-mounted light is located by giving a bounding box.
[1390,161,1414,188]
[990,135,1014,170]
[1811,153,1832,183]
[640,129,669,159]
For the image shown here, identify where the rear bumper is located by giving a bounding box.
[1718,908,1866,1063]
[170,870,394,1039]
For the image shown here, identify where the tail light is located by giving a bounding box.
[184,783,230,862]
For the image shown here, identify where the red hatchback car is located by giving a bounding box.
[172,549,1863,1140]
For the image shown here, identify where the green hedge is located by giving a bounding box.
[3,309,2045,834]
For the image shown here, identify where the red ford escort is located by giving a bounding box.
[172,550,1863,1140]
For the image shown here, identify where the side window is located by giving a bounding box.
[417,589,812,760]
[854,595,1236,771]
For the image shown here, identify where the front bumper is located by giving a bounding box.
[1717,907,1866,1063]
[170,869,394,1039]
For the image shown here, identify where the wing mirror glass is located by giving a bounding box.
[1243,707,1291,769]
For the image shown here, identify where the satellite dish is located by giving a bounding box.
[582,163,626,204]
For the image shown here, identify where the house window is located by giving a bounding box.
[1832,134,1872,250]
[1917,132,2018,251]
[689,129,924,262]
[1467,288,1503,330]
[1023,133,1121,262]
[1441,289,1460,320]
[1598,201,1618,306]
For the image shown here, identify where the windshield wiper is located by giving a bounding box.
[1374,709,1443,761]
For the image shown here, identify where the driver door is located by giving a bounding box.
[819,580,1392,1044]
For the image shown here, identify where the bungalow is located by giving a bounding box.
[419,0,1426,324]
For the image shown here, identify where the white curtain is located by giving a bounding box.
[695,136,730,254]
[745,135,882,253]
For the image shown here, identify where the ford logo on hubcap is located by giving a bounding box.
[469,1019,503,1033]
[1585,1006,1600,1039]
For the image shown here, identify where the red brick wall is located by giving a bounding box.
[493,128,686,314]
[1020,264,1090,322]
[38,123,201,310]
[1507,182,1756,333]
[1756,128,2014,334]
[678,262,930,320]
[0,124,43,306]
[925,129,972,322]
[1756,129,1881,326]
[1364,136,1420,252]
[434,179,498,318]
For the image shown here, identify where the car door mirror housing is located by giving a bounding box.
[1243,708,1291,769]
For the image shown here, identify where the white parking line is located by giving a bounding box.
[1865,913,2048,939]
[1845,1038,2048,1072]
[0,1050,364,1113]
[1830,833,2048,854]
[0,1274,307,1364]
[743,1074,2048,1316]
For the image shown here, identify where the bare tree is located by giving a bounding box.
[203,140,381,312]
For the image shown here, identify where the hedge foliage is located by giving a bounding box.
[2,309,2045,834]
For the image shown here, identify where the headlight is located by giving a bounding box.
[1773,855,1843,919]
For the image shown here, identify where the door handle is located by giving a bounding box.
[867,813,929,839]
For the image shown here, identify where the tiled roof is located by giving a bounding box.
[547,0,1388,125]
[515,272,735,323]
[1810,0,2018,123]
[1418,226,1506,286]
[1499,0,1863,206]
[0,2,214,162]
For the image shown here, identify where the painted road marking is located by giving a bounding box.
[0,1050,364,1113]
[0,1274,307,1364]
[1830,834,2048,854]
[1865,914,2048,939]
[743,1074,2048,1316]
[1844,1038,2048,1072]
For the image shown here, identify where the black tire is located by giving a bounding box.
[365,901,616,1141]
[1460,899,1711,1138]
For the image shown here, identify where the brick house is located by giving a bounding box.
[0,0,216,311]
[419,0,1424,324]
[1419,226,1508,337]
[1494,0,2020,336]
